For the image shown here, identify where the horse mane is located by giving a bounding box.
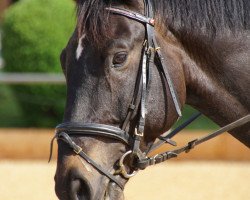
[154,0,250,36]
[76,0,250,42]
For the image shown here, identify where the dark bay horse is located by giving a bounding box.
[54,0,250,199]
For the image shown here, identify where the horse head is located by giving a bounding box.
[54,0,250,199]
[54,0,186,199]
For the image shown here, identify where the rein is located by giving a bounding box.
[50,0,250,190]
[136,114,250,169]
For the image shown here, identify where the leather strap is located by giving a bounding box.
[121,67,142,131]
[154,37,182,117]
[132,0,155,158]
[56,123,130,145]
[144,0,154,18]
[132,44,148,157]
[106,7,155,26]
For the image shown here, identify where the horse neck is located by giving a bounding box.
[177,32,250,147]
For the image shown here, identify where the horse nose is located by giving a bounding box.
[70,177,92,200]
[55,168,93,200]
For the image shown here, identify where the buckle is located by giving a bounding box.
[186,139,198,153]
[155,47,161,51]
[74,146,82,154]
[135,128,144,137]
[129,104,135,110]
[152,154,163,165]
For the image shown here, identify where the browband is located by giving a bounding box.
[106,7,155,26]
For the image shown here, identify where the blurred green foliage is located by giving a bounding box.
[0,85,23,126]
[1,0,75,127]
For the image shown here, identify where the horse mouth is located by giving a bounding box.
[103,181,124,200]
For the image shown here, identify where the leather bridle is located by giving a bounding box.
[50,0,250,190]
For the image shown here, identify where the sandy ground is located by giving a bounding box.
[0,161,249,200]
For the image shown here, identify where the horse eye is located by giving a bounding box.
[112,52,128,67]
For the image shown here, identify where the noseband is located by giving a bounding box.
[50,0,250,190]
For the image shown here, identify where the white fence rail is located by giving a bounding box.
[0,73,65,84]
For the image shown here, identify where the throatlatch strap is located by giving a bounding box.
[154,36,182,117]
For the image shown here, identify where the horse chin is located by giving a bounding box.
[103,182,124,200]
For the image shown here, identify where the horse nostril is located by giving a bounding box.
[70,178,92,200]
